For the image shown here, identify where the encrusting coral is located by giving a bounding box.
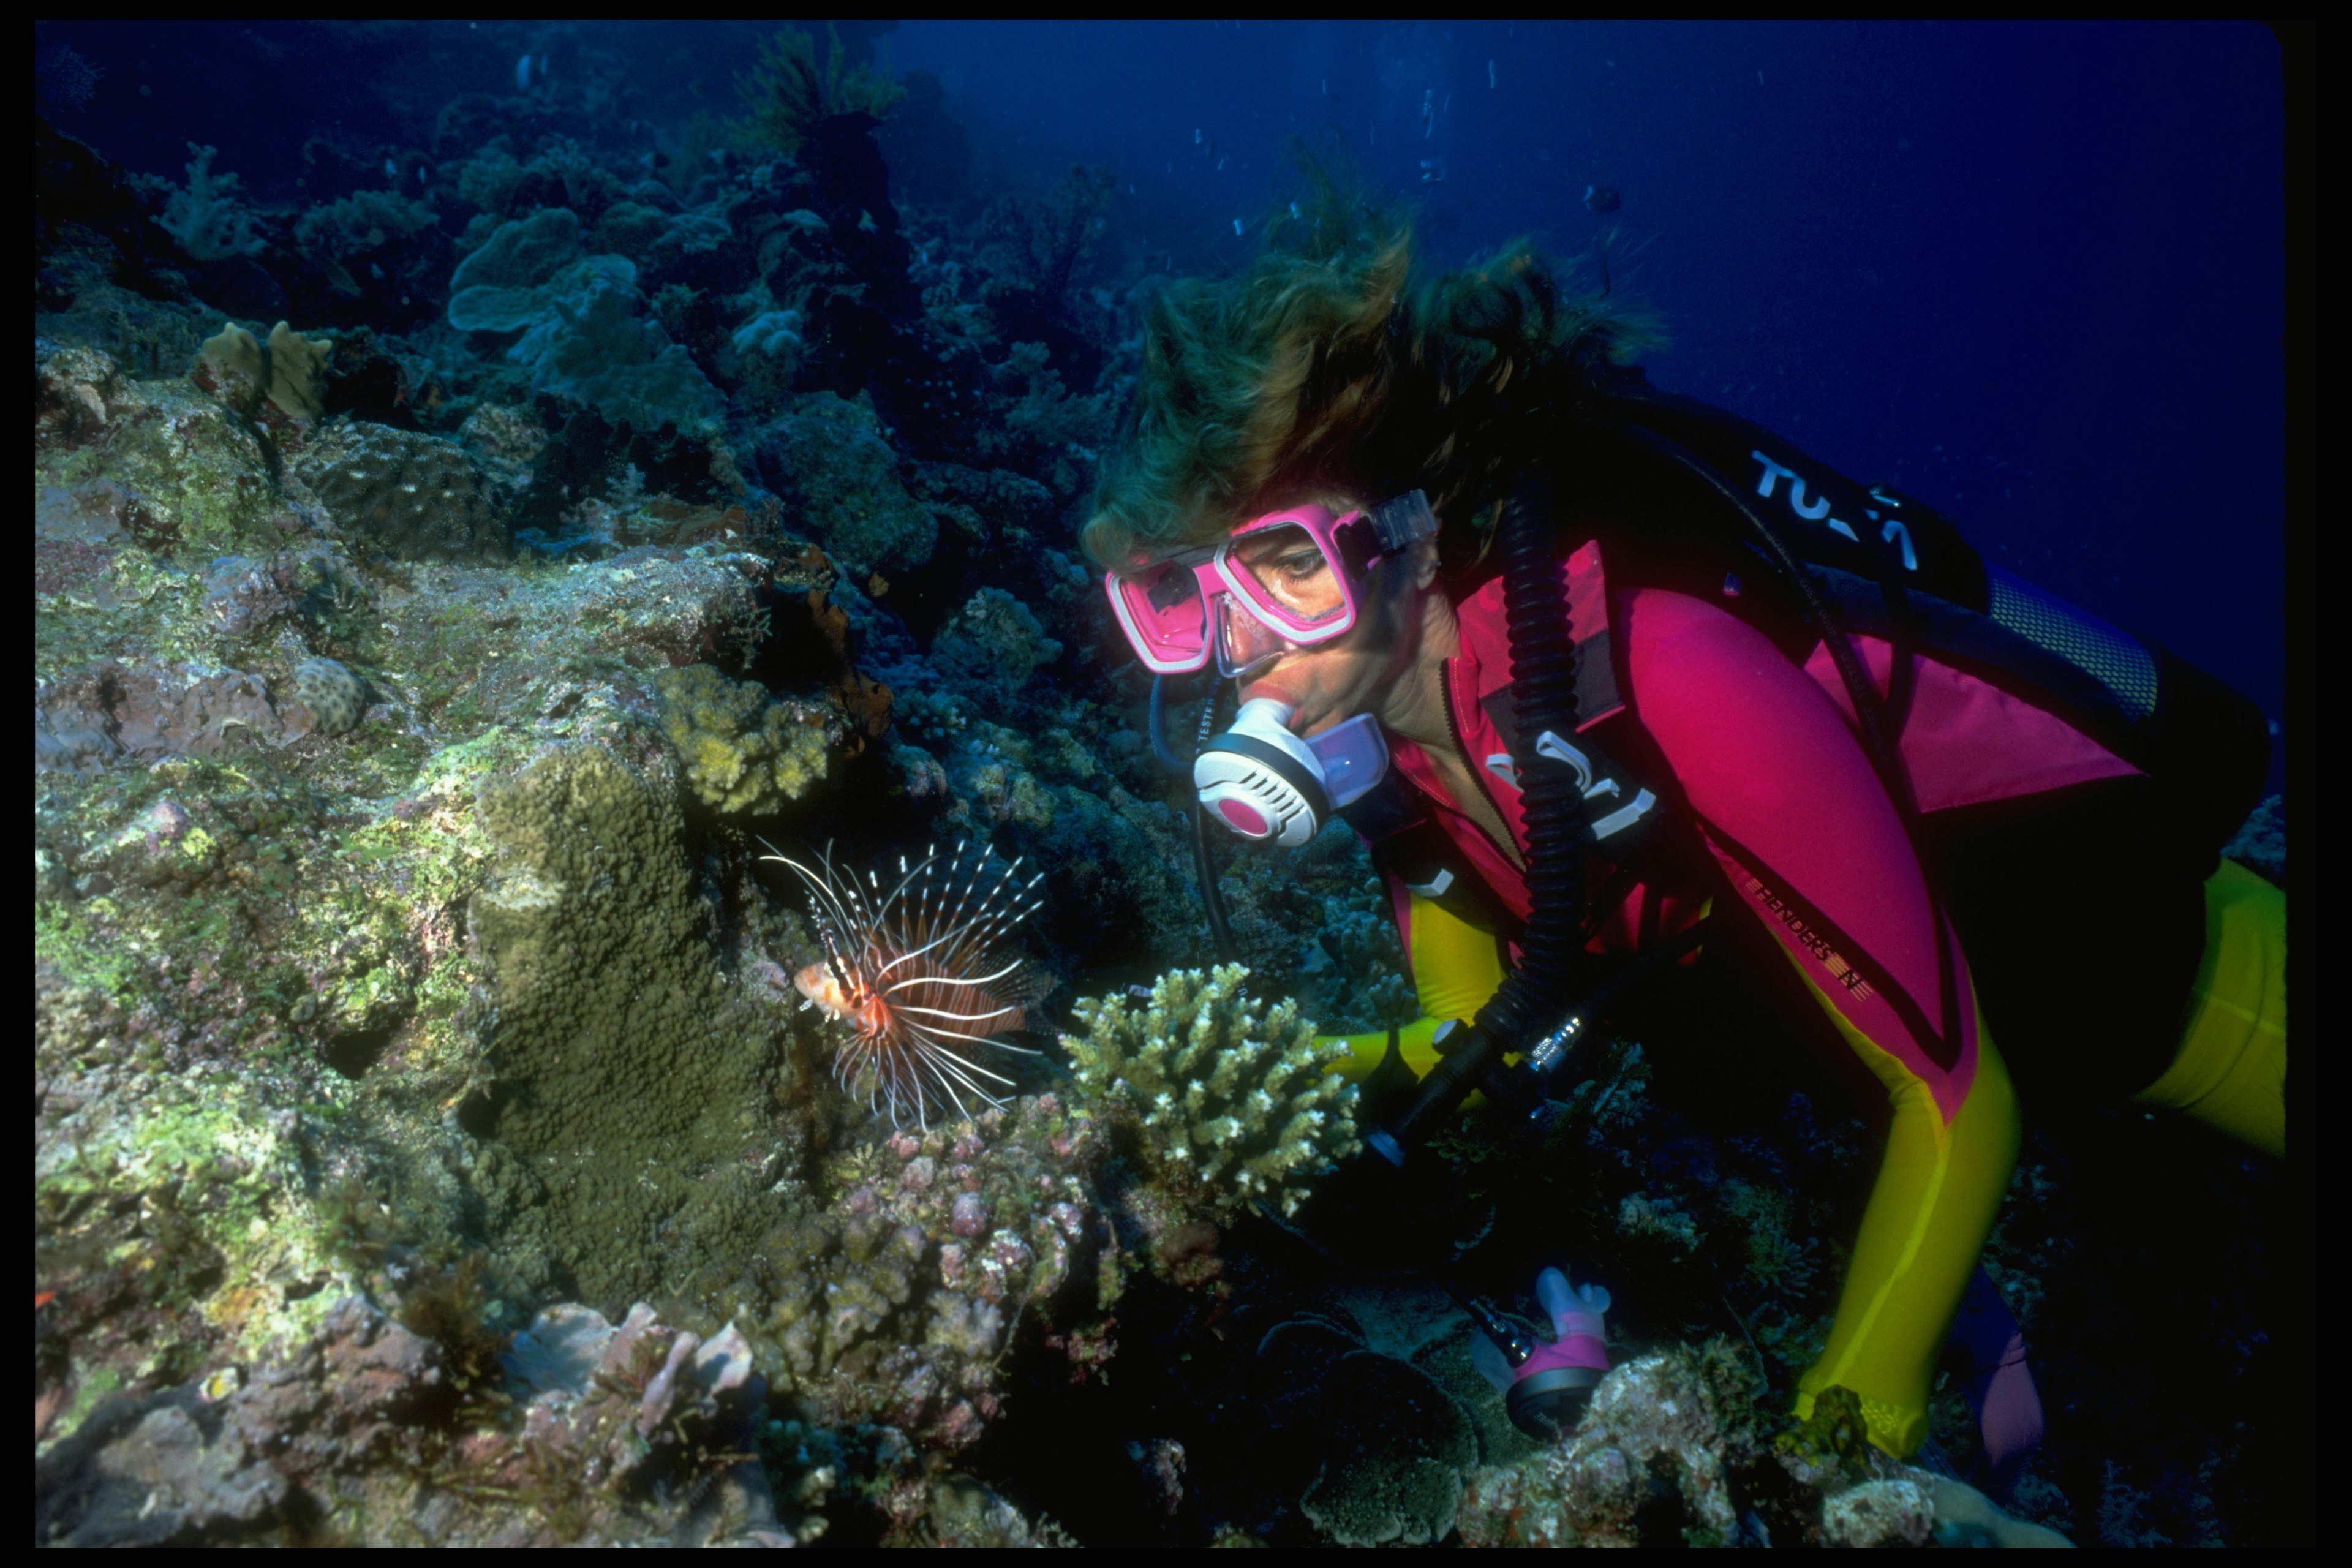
[1061,963,1359,1222]
[290,655,365,736]
[652,663,841,816]
[287,419,511,560]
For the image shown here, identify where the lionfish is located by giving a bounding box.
[765,840,1049,1129]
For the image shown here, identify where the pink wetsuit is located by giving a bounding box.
[1385,545,2139,1125]
[1378,542,2135,1456]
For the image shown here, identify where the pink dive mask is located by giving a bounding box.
[1104,491,1440,679]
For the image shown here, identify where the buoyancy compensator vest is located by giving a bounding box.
[1330,375,2271,1155]
[1339,374,2270,933]
[1585,371,2268,842]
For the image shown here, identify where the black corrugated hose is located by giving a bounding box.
[1470,470,1592,1047]
[1361,472,1594,1161]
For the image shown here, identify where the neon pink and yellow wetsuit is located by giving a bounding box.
[1330,543,2285,1459]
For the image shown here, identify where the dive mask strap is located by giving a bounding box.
[1368,489,1441,556]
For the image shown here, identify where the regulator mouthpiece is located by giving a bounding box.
[1194,699,1386,848]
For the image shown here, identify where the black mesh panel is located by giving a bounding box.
[1985,567,2159,722]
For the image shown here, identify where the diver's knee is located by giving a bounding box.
[2128,861,2285,1157]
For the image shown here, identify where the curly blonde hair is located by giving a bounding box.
[1084,169,1662,584]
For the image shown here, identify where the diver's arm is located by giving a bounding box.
[1624,585,2018,1458]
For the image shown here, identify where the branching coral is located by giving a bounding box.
[1061,963,1359,1221]
[154,145,266,262]
[738,24,907,159]
[292,188,440,271]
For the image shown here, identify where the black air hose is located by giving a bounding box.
[1190,682,1240,963]
[1148,673,1194,775]
[1362,473,1595,1161]
[1467,473,1591,1049]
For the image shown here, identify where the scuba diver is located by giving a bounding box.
[1080,184,2285,1492]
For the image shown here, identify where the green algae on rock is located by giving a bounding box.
[37,343,290,559]
[467,742,788,1311]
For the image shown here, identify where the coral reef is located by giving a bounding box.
[1449,1342,2062,1548]
[288,420,511,560]
[292,188,442,277]
[736,1095,1112,1452]
[753,390,938,576]
[37,341,294,556]
[36,1294,809,1546]
[1264,1314,1480,1545]
[444,208,623,334]
[198,320,334,423]
[518,276,727,434]
[929,586,1063,715]
[29,32,2281,1545]
[652,663,841,816]
[1061,963,1360,1224]
[152,144,266,263]
[445,207,722,434]
[291,655,366,736]
[467,742,788,1310]
[1455,1343,1770,1547]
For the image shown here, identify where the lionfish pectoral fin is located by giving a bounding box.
[1005,962,1055,1012]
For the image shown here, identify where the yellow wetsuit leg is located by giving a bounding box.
[1791,975,2019,1458]
[1329,892,1506,1084]
[2127,859,2287,1158]
[1327,891,2019,1461]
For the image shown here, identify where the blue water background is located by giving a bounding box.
[39,20,2286,777]
[893,20,2287,770]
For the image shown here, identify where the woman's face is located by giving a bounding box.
[1235,527,1441,737]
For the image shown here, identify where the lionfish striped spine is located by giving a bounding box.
[766,840,1047,1129]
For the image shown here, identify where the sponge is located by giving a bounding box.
[200,321,334,422]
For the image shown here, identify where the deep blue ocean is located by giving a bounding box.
[37,19,2286,776]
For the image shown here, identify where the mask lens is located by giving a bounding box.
[1215,595,1295,679]
[1226,523,1349,630]
[1110,562,1209,671]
